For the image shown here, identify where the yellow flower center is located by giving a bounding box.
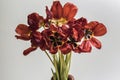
[50,18,67,26]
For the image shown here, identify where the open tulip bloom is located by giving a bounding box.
[15,1,107,80]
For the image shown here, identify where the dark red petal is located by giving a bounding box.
[51,1,63,19]
[73,46,81,53]
[32,32,42,40]
[93,23,107,36]
[90,37,101,49]
[15,24,31,40]
[45,6,53,27]
[23,47,37,56]
[63,2,78,20]
[41,29,52,39]
[28,13,44,30]
[61,25,69,31]
[50,25,58,32]
[85,21,98,29]
[72,28,78,41]
[15,24,30,35]
[69,24,84,41]
[15,35,30,41]
[49,45,58,54]
[57,27,66,38]
[59,43,72,54]
[79,40,92,52]
[78,30,84,41]
[31,32,43,47]
[75,17,88,27]
[46,6,53,19]
[39,38,49,51]
[61,25,70,37]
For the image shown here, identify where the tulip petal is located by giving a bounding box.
[15,24,31,40]
[15,24,30,35]
[51,1,63,19]
[39,38,49,51]
[75,17,87,26]
[79,40,92,52]
[60,43,72,54]
[23,47,37,56]
[63,3,70,19]
[85,21,98,29]
[46,6,53,19]
[90,37,101,49]
[33,32,42,40]
[93,23,107,36]
[50,25,58,31]
[63,2,77,20]
[72,28,78,41]
[67,7,77,20]
[28,13,43,30]
[73,46,81,53]
[50,45,58,54]
[15,35,30,40]
[30,32,43,47]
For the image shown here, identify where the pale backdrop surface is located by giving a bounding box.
[0,0,120,80]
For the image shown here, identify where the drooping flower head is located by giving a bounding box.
[15,13,45,55]
[46,1,78,26]
[80,21,107,52]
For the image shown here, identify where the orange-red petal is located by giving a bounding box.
[93,23,107,36]
[63,2,78,20]
[79,40,92,52]
[90,37,101,49]
[85,21,98,29]
[51,1,63,19]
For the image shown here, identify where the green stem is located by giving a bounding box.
[68,52,72,74]
[44,50,54,66]
[44,50,72,80]
[53,54,60,80]
[65,52,72,77]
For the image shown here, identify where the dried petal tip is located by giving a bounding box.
[23,47,37,56]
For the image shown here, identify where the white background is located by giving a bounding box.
[0,0,120,80]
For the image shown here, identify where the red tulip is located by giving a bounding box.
[80,21,107,52]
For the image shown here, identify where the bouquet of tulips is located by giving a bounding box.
[15,1,107,80]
